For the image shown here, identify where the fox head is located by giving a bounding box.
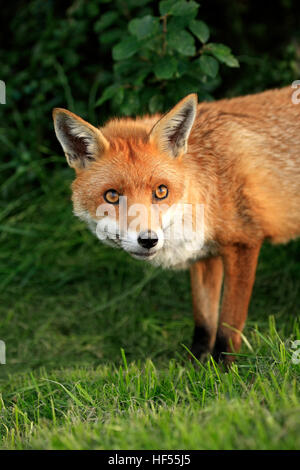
[53,94,207,268]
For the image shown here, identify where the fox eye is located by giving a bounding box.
[104,189,120,204]
[154,184,168,200]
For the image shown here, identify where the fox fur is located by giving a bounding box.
[53,86,300,363]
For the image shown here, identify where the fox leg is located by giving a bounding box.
[190,256,223,359]
[213,243,261,364]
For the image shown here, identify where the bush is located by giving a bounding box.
[0,0,239,192]
[97,0,239,115]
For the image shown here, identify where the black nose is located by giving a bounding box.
[138,230,158,249]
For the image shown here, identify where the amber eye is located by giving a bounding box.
[154,184,168,200]
[104,189,120,204]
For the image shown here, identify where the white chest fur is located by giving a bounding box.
[150,237,218,270]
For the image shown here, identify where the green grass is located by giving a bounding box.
[0,168,299,449]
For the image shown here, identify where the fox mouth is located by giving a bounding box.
[129,251,157,260]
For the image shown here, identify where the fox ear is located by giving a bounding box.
[149,94,197,157]
[52,108,109,170]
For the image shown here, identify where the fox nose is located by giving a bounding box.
[138,230,158,249]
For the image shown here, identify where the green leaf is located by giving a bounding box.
[154,57,177,79]
[168,30,196,56]
[133,65,152,86]
[128,15,159,40]
[95,84,121,107]
[171,1,199,18]
[112,37,140,60]
[168,15,193,31]
[189,19,210,43]
[111,87,125,107]
[100,28,123,45]
[94,12,118,33]
[159,0,176,16]
[205,43,239,67]
[198,55,219,78]
[221,54,240,67]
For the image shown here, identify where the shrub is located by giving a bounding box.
[0,0,238,192]
[96,0,239,115]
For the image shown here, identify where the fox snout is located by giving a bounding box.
[123,227,164,258]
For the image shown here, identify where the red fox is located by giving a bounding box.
[53,86,300,364]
